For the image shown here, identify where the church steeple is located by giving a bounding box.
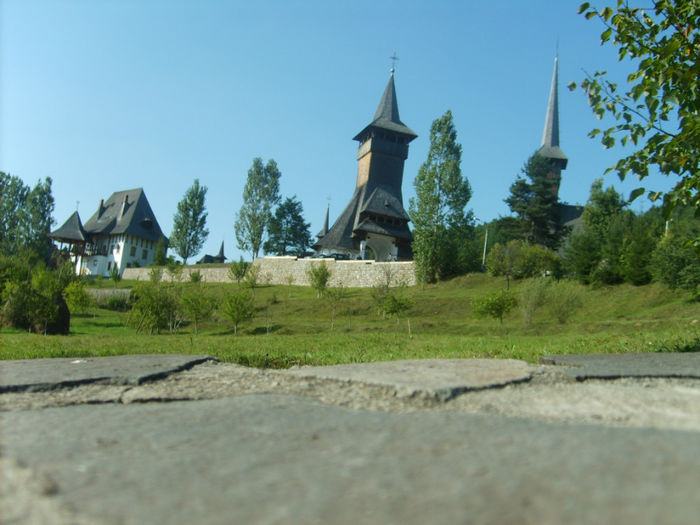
[353,73,417,142]
[538,56,568,170]
[314,68,417,261]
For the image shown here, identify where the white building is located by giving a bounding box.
[51,188,167,277]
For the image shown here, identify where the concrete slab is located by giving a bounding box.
[285,359,534,401]
[2,395,698,525]
[0,354,215,393]
[540,352,700,379]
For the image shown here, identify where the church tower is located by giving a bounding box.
[314,69,417,260]
[537,56,568,197]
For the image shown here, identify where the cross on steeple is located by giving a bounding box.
[389,51,399,74]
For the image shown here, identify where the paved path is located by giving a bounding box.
[1,353,699,524]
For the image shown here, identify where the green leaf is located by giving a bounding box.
[578,2,590,14]
[628,187,645,201]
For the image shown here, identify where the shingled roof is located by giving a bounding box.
[50,211,88,243]
[538,56,568,167]
[82,188,166,243]
[353,74,417,141]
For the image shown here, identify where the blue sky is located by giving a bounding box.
[1,1,677,261]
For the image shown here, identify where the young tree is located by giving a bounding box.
[263,196,312,256]
[505,153,566,249]
[181,283,218,335]
[409,110,473,283]
[228,257,250,283]
[170,179,209,265]
[234,158,281,259]
[571,1,699,218]
[324,284,346,331]
[221,290,255,335]
[473,289,518,325]
[307,260,331,298]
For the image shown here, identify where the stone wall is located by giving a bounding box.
[122,257,416,288]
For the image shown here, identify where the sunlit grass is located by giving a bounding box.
[1,275,697,367]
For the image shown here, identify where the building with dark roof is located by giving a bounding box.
[50,188,167,276]
[196,241,226,264]
[314,70,417,261]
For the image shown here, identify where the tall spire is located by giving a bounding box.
[542,56,560,148]
[373,74,402,126]
[538,56,567,168]
[354,73,416,141]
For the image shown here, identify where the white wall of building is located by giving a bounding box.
[76,234,157,277]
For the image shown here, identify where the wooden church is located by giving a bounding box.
[314,69,417,261]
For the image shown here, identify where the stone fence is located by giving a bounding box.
[122,257,416,288]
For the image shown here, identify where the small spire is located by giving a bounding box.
[389,51,399,75]
[317,204,330,239]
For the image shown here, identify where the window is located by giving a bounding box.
[108,262,112,270]
[130,246,137,257]
[142,249,148,259]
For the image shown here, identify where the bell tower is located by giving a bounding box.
[314,67,417,261]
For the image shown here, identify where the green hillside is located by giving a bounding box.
[2,274,697,366]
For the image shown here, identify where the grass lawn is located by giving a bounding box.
[1,273,698,367]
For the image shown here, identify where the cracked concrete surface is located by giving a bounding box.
[2,354,700,524]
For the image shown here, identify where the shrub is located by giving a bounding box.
[380,292,413,322]
[307,261,331,298]
[109,265,122,283]
[370,283,390,317]
[63,281,93,314]
[473,289,518,325]
[652,233,700,297]
[166,261,184,282]
[106,294,130,312]
[548,280,583,324]
[1,266,68,334]
[486,240,561,288]
[520,277,550,326]
[189,270,203,283]
[149,267,163,283]
[128,282,181,334]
